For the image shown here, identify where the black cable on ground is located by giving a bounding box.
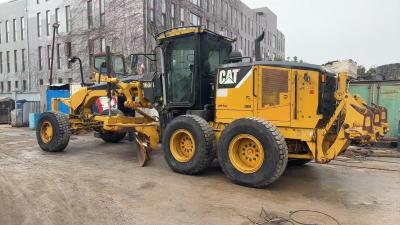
[289,209,341,225]
[246,208,340,225]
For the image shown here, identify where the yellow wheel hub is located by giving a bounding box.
[170,129,196,162]
[40,121,54,144]
[228,134,264,174]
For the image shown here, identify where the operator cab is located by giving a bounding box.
[156,27,233,119]
[91,53,127,81]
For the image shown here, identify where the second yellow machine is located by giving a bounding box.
[37,27,388,188]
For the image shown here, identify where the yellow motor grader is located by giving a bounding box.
[37,26,388,187]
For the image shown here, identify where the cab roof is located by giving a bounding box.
[156,26,234,42]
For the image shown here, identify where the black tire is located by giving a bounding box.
[218,118,288,188]
[98,109,126,143]
[287,159,312,166]
[162,115,216,175]
[36,112,70,152]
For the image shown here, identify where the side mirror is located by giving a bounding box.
[130,54,139,72]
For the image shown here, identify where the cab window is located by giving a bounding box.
[94,55,125,76]
[166,37,195,104]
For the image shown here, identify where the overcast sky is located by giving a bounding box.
[243,0,400,68]
[1,0,398,68]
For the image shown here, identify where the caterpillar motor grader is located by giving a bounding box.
[37,26,388,188]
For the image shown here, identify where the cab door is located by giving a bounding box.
[256,67,292,123]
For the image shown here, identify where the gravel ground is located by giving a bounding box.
[0,125,399,225]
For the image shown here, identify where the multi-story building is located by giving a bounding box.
[0,0,285,100]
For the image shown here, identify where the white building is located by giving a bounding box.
[0,0,285,100]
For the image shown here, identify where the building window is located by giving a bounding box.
[0,22,2,44]
[6,51,10,73]
[39,79,43,86]
[149,0,154,22]
[161,0,166,26]
[20,17,25,40]
[23,80,27,92]
[56,44,61,69]
[99,0,105,26]
[180,8,184,26]
[171,3,176,28]
[7,81,11,92]
[211,0,215,15]
[189,13,201,26]
[100,38,105,52]
[21,49,25,72]
[13,19,17,42]
[191,0,200,7]
[15,81,18,90]
[5,20,9,43]
[65,42,72,69]
[68,78,72,83]
[87,0,93,29]
[0,82,3,93]
[240,12,243,31]
[46,10,51,36]
[0,52,2,74]
[88,39,94,66]
[38,46,42,70]
[14,50,18,72]
[37,13,42,37]
[65,5,71,33]
[58,78,63,83]
[55,8,60,34]
[273,34,277,49]
[47,45,51,69]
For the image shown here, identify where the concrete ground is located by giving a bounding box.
[0,125,399,225]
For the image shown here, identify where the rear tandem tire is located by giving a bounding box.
[36,112,70,152]
[162,115,216,175]
[218,118,288,188]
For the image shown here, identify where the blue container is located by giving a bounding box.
[29,113,41,130]
[46,89,70,114]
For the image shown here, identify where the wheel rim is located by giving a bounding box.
[228,134,264,174]
[170,129,196,162]
[40,121,54,144]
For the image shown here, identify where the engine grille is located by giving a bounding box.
[261,69,289,107]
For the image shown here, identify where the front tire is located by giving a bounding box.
[36,112,70,152]
[218,118,288,188]
[162,115,216,175]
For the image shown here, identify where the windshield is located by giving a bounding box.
[94,55,125,76]
[202,36,231,77]
[166,36,195,104]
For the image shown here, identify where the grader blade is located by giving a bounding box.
[135,144,149,167]
[134,135,150,167]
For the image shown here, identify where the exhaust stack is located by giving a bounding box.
[255,31,265,61]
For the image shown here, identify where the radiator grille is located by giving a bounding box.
[262,69,288,106]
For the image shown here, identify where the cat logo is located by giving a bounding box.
[142,82,154,88]
[219,69,240,85]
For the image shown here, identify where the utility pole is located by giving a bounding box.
[49,23,60,85]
